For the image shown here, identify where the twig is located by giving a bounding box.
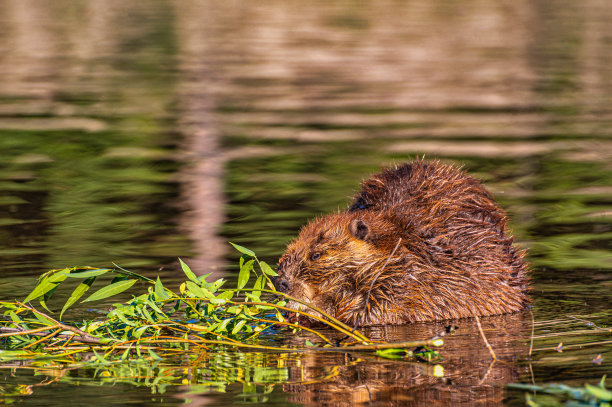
[24,328,62,349]
[221,289,371,343]
[529,310,534,358]
[234,301,371,344]
[529,310,535,386]
[475,316,496,360]
[16,301,107,345]
[0,326,61,338]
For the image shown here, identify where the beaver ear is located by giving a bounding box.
[349,219,370,241]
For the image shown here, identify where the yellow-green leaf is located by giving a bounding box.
[83,279,137,302]
[60,276,96,320]
[259,261,278,277]
[230,242,255,257]
[179,259,199,284]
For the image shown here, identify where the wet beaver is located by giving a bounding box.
[275,160,529,326]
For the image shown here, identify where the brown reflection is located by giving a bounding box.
[281,314,530,406]
[173,0,226,278]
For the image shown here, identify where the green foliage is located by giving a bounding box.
[0,244,442,370]
[509,376,611,406]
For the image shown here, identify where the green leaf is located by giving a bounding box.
[179,259,200,284]
[154,277,170,301]
[113,310,136,327]
[146,298,165,315]
[237,260,253,290]
[259,261,278,277]
[197,273,211,283]
[252,275,265,299]
[121,345,132,361]
[60,276,96,320]
[216,318,231,333]
[209,278,225,292]
[133,326,149,339]
[232,319,246,335]
[66,269,111,279]
[39,285,58,313]
[33,311,56,326]
[83,279,137,302]
[147,348,162,360]
[111,274,130,284]
[217,290,234,300]
[229,242,255,257]
[185,281,215,300]
[141,306,154,323]
[8,311,21,324]
[585,384,612,401]
[23,269,69,303]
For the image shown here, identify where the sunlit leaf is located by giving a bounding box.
[216,318,231,333]
[252,275,265,299]
[83,279,137,302]
[232,319,246,335]
[66,269,111,279]
[33,311,56,326]
[185,281,214,300]
[146,298,165,315]
[197,273,211,283]
[217,290,234,300]
[8,311,21,324]
[39,285,58,313]
[237,260,253,290]
[133,325,149,338]
[229,242,255,257]
[259,261,278,277]
[60,277,96,320]
[23,269,69,303]
[112,309,136,327]
[154,277,170,301]
[179,259,200,284]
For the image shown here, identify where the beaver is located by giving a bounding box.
[275,160,529,326]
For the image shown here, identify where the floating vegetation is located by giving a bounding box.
[508,376,611,407]
[0,243,443,371]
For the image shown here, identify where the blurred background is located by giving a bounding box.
[0,0,610,313]
[0,1,611,405]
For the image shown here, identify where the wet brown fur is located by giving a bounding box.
[276,160,530,326]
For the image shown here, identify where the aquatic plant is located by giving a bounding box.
[0,243,443,367]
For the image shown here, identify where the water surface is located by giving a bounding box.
[0,1,610,406]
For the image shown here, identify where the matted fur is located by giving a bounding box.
[276,160,530,326]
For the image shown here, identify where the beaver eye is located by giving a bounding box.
[311,252,321,261]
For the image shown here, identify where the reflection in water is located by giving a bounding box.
[278,315,529,406]
[174,0,226,279]
[0,0,610,406]
[0,1,188,275]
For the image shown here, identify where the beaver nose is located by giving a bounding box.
[273,277,290,293]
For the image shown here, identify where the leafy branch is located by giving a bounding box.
[0,244,444,365]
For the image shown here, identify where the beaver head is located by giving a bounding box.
[275,211,410,326]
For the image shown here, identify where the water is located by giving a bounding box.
[0,1,610,405]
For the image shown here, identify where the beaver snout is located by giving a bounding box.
[273,276,291,293]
